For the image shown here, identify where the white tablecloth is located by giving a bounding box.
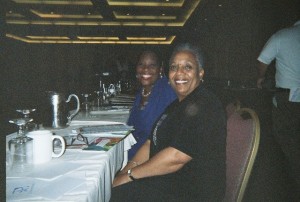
[72,109,130,124]
[6,114,136,202]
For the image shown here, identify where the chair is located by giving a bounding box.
[224,105,260,202]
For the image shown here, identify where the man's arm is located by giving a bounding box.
[112,145,192,187]
[257,61,269,88]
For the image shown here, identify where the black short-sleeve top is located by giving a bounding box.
[149,85,226,200]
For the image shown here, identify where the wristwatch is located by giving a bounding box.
[127,169,136,181]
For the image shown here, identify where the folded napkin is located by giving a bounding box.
[124,133,137,152]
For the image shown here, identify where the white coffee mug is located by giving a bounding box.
[27,130,66,164]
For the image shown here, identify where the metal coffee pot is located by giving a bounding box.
[42,91,80,129]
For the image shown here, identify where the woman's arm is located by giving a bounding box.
[112,145,192,187]
[119,140,151,174]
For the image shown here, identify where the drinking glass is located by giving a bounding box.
[81,93,91,111]
[16,108,37,131]
[8,118,34,173]
[94,91,104,109]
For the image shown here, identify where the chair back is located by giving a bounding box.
[224,106,260,202]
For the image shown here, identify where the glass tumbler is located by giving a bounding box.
[8,136,33,173]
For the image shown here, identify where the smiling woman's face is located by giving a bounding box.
[169,50,204,101]
[136,52,162,90]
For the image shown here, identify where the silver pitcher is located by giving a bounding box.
[43,91,80,128]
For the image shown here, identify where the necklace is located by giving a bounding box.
[142,87,152,97]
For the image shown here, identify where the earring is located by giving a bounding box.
[200,78,204,82]
[159,72,163,78]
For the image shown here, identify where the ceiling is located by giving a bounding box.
[5,0,203,44]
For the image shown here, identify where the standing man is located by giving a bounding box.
[257,20,300,200]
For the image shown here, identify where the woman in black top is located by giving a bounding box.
[111,43,226,202]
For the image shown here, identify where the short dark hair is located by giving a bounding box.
[136,49,163,67]
[169,43,204,70]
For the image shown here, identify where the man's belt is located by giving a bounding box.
[276,87,290,93]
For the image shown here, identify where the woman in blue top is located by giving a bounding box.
[127,50,177,159]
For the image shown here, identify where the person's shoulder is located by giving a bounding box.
[195,86,223,107]
[156,76,169,86]
[294,20,300,26]
[155,77,176,93]
[275,23,300,38]
[197,86,218,99]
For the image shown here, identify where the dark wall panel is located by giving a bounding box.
[1,0,299,135]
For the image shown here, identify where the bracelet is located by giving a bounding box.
[128,161,139,166]
[127,169,136,181]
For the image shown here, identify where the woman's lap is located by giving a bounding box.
[110,177,184,202]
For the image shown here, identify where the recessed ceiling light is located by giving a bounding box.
[218,4,222,7]
[107,0,182,7]
[7,0,201,29]
[12,0,92,6]
[26,36,70,40]
[126,37,167,41]
[6,33,176,44]
[77,36,119,40]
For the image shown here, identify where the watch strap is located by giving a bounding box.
[127,169,136,181]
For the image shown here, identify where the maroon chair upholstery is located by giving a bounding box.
[224,107,260,202]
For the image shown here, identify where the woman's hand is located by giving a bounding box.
[112,140,150,188]
[112,141,192,188]
[112,173,131,187]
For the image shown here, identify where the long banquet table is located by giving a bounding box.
[6,110,136,202]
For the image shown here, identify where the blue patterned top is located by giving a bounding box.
[127,76,177,159]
